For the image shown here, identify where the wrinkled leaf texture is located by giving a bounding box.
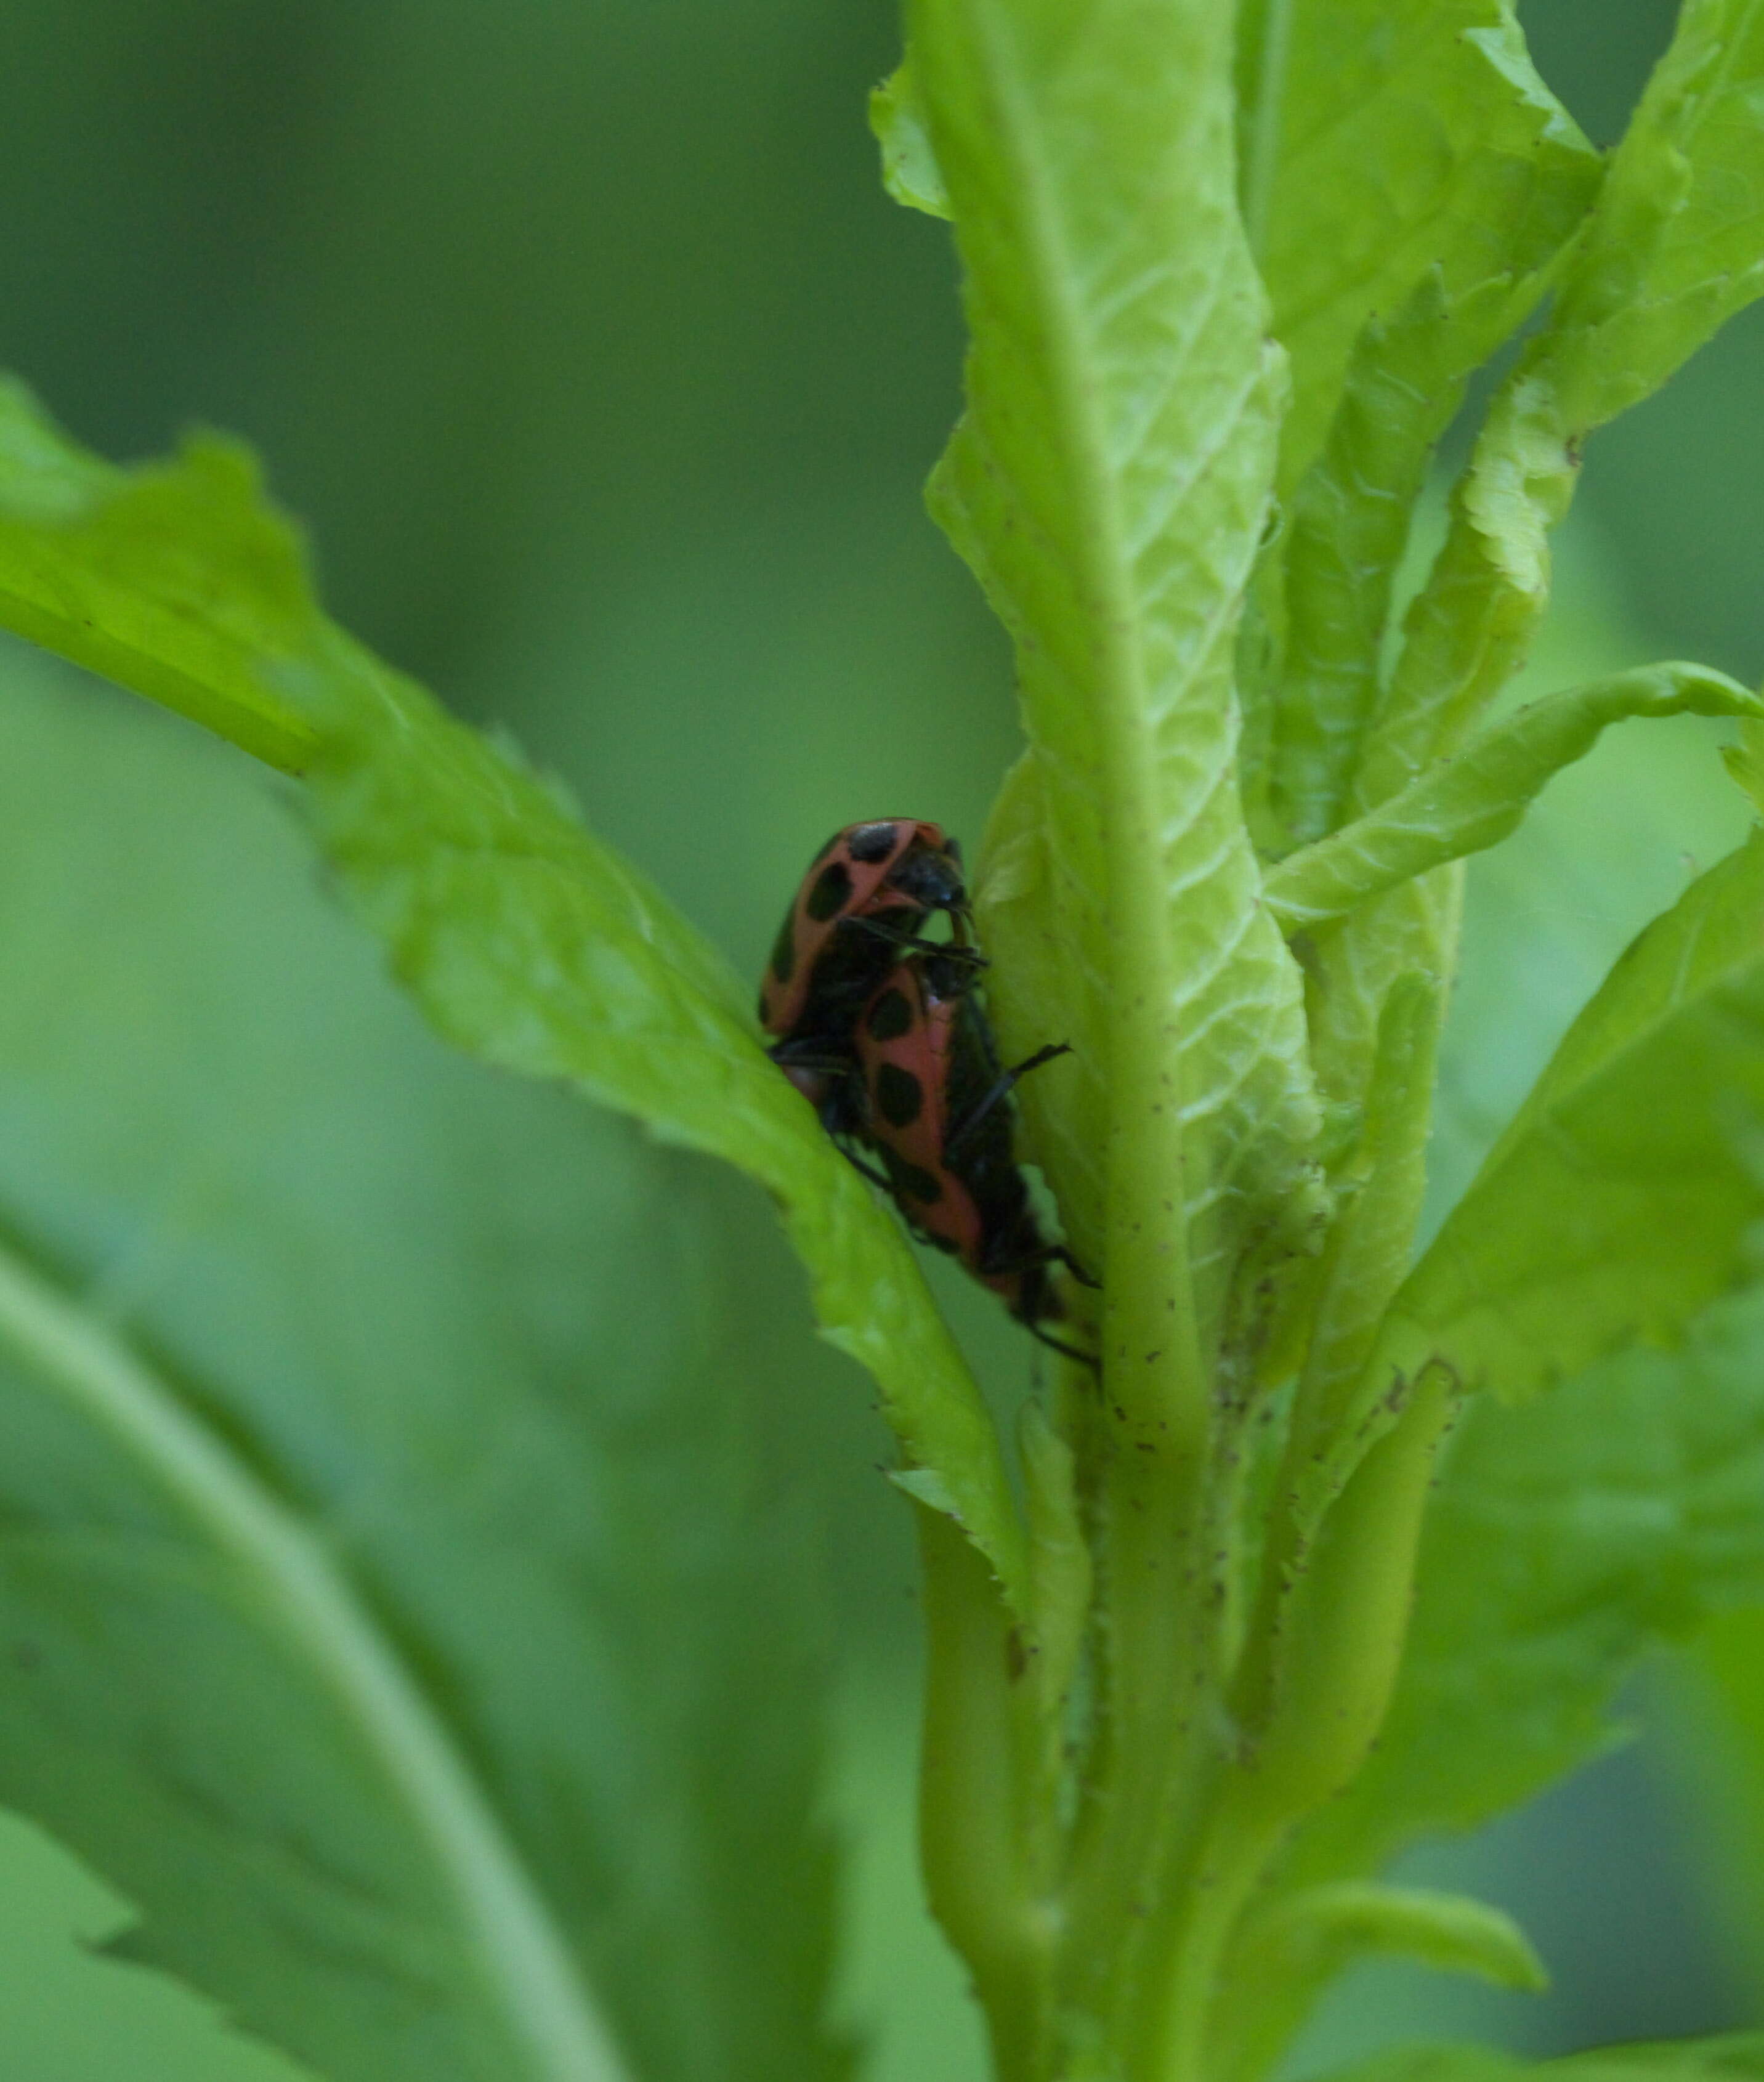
[1372,0,1764,800]
[1245,2,1598,846]
[1264,665,1763,932]
[913,0,1319,1364]
[1238,0,1597,497]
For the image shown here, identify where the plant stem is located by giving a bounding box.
[1131,1369,1454,2082]
[915,1504,1051,2081]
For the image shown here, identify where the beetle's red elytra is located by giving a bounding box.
[852,950,1094,1363]
[760,820,1093,1363]
[761,819,975,1109]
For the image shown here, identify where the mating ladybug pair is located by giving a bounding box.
[761,819,1093,1363]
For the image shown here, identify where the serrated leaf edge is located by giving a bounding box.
[0,1234,633,2082]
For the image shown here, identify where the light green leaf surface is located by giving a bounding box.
[1238,0,1596,498]
[1265,664,1762,932]
[0,379,318,774]
[1371,832,1764,1401]
[1319,2035,1764,2082]
[1245,4,1598,843]
[1367,0,1764,801]
[915,0,1319,1369]
[870,62,949,220]
[1247,1882,1546,1996]
[1542,0,1764,431]
[0,655,855,2082]
[1218,1288,1764,2078]
[0,381,1024,1605]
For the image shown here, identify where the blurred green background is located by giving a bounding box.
[0,1,1761,2077]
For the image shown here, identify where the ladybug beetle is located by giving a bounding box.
[761,819,979,1111]
[852,950,1095,1364]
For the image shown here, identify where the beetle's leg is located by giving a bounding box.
[843,913,989,974]
[945,1042,1073,1157]
[1027,1321,1101,1372]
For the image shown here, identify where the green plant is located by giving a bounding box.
[2,3,1764,2081]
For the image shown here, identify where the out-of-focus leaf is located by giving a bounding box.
[1237,0,1596,498]
[914,0,1320,1369]
[1316,2034,1764,2082]
[1216,1287,1764,2078]
[1369,833,1764,1402]
[1687,1603,1764,2000]
[0,1810,314,2081]
[1265,664,1761,931]
[0,653,855,2082]
[0,379,318,773]
[1325,1286,1764,1850]
[0,379,1025,1603]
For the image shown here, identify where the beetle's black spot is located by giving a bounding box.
[867,987,913,1042]
[928,1228,962,1255]
[769,912,798,985]
[846,822,900,864]
[891,1158,942,1205]
[806,861,854,922]
[875,1062,924,1128]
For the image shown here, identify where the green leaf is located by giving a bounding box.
[1217,1289,1764,2078]
[870,62,949,220]
[1238,0,1596,498]
[293,628,1026,1606]
[914,0,1321,1375]
[1264,664,1763,933]
[0,379,1026,1606]
[1317,2036,1764,2082]
[0,1810,314,2081]
[0,379,319,774]
[1544,0,1764,432]
[0,655,854,2082]
[0,1236,634,2082]
[1322,1285,1764,1853]
[1689,1602,1764,1999]
[1365,0,1764,803]
[1724,717,1764,817]
[1370,832,1764,1402]
[1254,7,1603,845]
[1247,1881,1547,1994]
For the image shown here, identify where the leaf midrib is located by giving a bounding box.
[965,0,1203,1385]
[0,1235,631,2082]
